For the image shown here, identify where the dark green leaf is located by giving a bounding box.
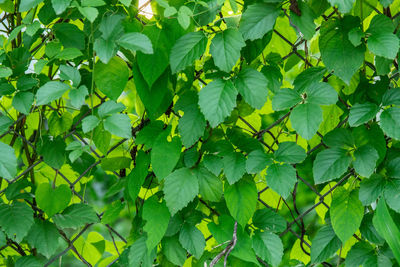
[170,32,207,74]
[290,103,323,140]
[313,148,352,184]
[0,202,34,242]
[373,198,400,265]
[210,29,245,72]
[310,224,341,264]
[94,56,129,101]
[198,79,237,127]
[235,68,269,109]
[53,203,99,229]
[26,219,60,258]
[224,178,257,227]
[266,163,297,199]
[164,168,199,216]
[330,187,364,242]
[239,3,279,41]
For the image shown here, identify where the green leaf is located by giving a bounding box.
[348,102,380,127]
[382,88,400,106]
[56,48,83,60]
[36,183,71,217]
[26,219,60,258]
[19,0,42,12]
[94,37,117,64]
[69,86,88,108]
[177,6,192,29]
[345,242,375,267]
[210,28,245,72]
[310,224,342,264]
[198,79,237,127]
[128,236,150,266]
[164,168,199,216]
[102,200,123,224]
[143,196,170,251]
[290,1,316,40]
[60,64,81,86]
[293,67,326,93]
[36,81,69,105]
[367,15,399,59]
[266,163,297,199]
[290,103,323,140]
[53,23,85,50]
[0,141,17,181]
[0,202,34,242]
[52,203,99,229]
[103,113,132,139]
[208,214,259,264]
[235,67,269,109]
[373,198,400,265]
[15,256,43,267]
[203,154,223,176]
[239,3,279,41]
[313,147,352,184]
[246,149,272,174]
[164,6,177,16]
[37,136,66,169]
[162,235,187,266]
[195,166,223,202]
[136,23,181,87]
[127,151,149,201]
[319,16,365,84]
[224,178,257,227]
[98,100,125,118]
[360,213,385,245]
[261,64,282,93]
[133,65,174,121]
[93,123,111,155]
[252,209,286,233]
[78,6,98,22]
[135,121,164,149]
[384,179,400,212]
[94,56,129,100]
[0,66,12,78]
[49,112,73,136]
[380,0,393,7]
[274,142,306,164]
[272,88,302,111]
[353,145,379,177]
[359,174,386,205]
[151,133,181,180]
[376,56,392,75]
[176,91,206,147]
[327,0,355,13]
[117,32,154,54]
[179,223,205,259]
[306,82,338,105]
[170,32,207,74]
[222,151,246,185]
[101,156,131,171]
[252,231,283,267]
[51,0,71,14]
[380,107,400,140]
[330,187,364,242]
[348,27,363,47]
[82,115,100,133]
[0,116,13,135]
[179,104,206,146]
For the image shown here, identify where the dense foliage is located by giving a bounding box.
[0,0,400,266]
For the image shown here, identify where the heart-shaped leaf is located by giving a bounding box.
[35,183,72,217]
